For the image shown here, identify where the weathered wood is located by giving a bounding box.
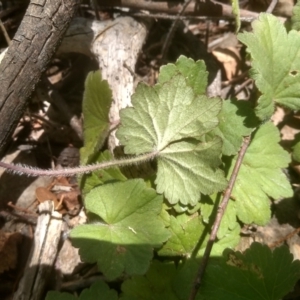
[13,201,63,300]
[0,0,80,157]
[57,16,149,150]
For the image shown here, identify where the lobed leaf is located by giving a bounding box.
[158,213,205,257]
[158,55,208,95]
[120,260,178,300]
[156,138,227,205]
[117,75,221,154]
[117,70,227,205]
[158,211,239,258]
[209,99,257,156]
[199,243,300,300]
[46,281,118,300]
[228,122,292,224]
[201,194,238,239]
[71,179,170,279]
[238,13,300,120]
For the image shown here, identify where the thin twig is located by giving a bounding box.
[266,0,278,14]
[99,0,260,19]
[189,135,251,300]
[131,12,256,22]
[161,0,193,61]
[268,227,300,249]
[234,78,253,96]
[7,201,38,217]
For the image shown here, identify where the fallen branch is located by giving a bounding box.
[0,0,80,157]
[99,0,259,19]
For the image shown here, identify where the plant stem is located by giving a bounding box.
[0,151,158,177]
[189,135,251,300]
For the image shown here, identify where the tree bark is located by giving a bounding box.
[0,0,80,157]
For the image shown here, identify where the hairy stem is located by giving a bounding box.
[0,151,158,177]
[189,135,251,300]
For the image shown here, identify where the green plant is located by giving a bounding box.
[5,11,300,300]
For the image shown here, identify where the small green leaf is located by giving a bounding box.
[46,281,118,300]
[199,243,300,300]
[292,141,300,162]
[80,71,112,164]
[200,194,238,239]
[71,179,170,279]
[238,13,300,120]
[120,260,178,300]
[158,55,208,95]
[158,213,204,257]
[158,211,239,258]
[229,122,293,225]
[79,281,118,300]
[117,72,227,205]
[210,100,257,156]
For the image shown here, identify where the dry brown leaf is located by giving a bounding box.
[212,47,241,81]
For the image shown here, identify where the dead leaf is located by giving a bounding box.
[212,47,241,81]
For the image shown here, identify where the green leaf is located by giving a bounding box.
[81,150,127,195]
[172,202,202,214]
[200,194,239,240]
[79,281,118,300]
[229,122,293,225]
[46,281,118,300]
[231,0,241,33]
[156,138,227,205]
[158,211,239,258]
[80,71,112,164]
[238,13,300,120]
[158,55,208,95]
[71,179,170,280]
[158,213,204,257]
[117,72,227,205]
[117,74,221,154]
[120,260,178,300]
[291,0,300,31]
[210,100,257,156]
[292,141,300,162]
[199,243,300,300]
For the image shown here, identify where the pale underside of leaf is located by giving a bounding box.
[117,75,222,155]
[156,139,227,205]
[158,55,208,95]
[117,72,226,205]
